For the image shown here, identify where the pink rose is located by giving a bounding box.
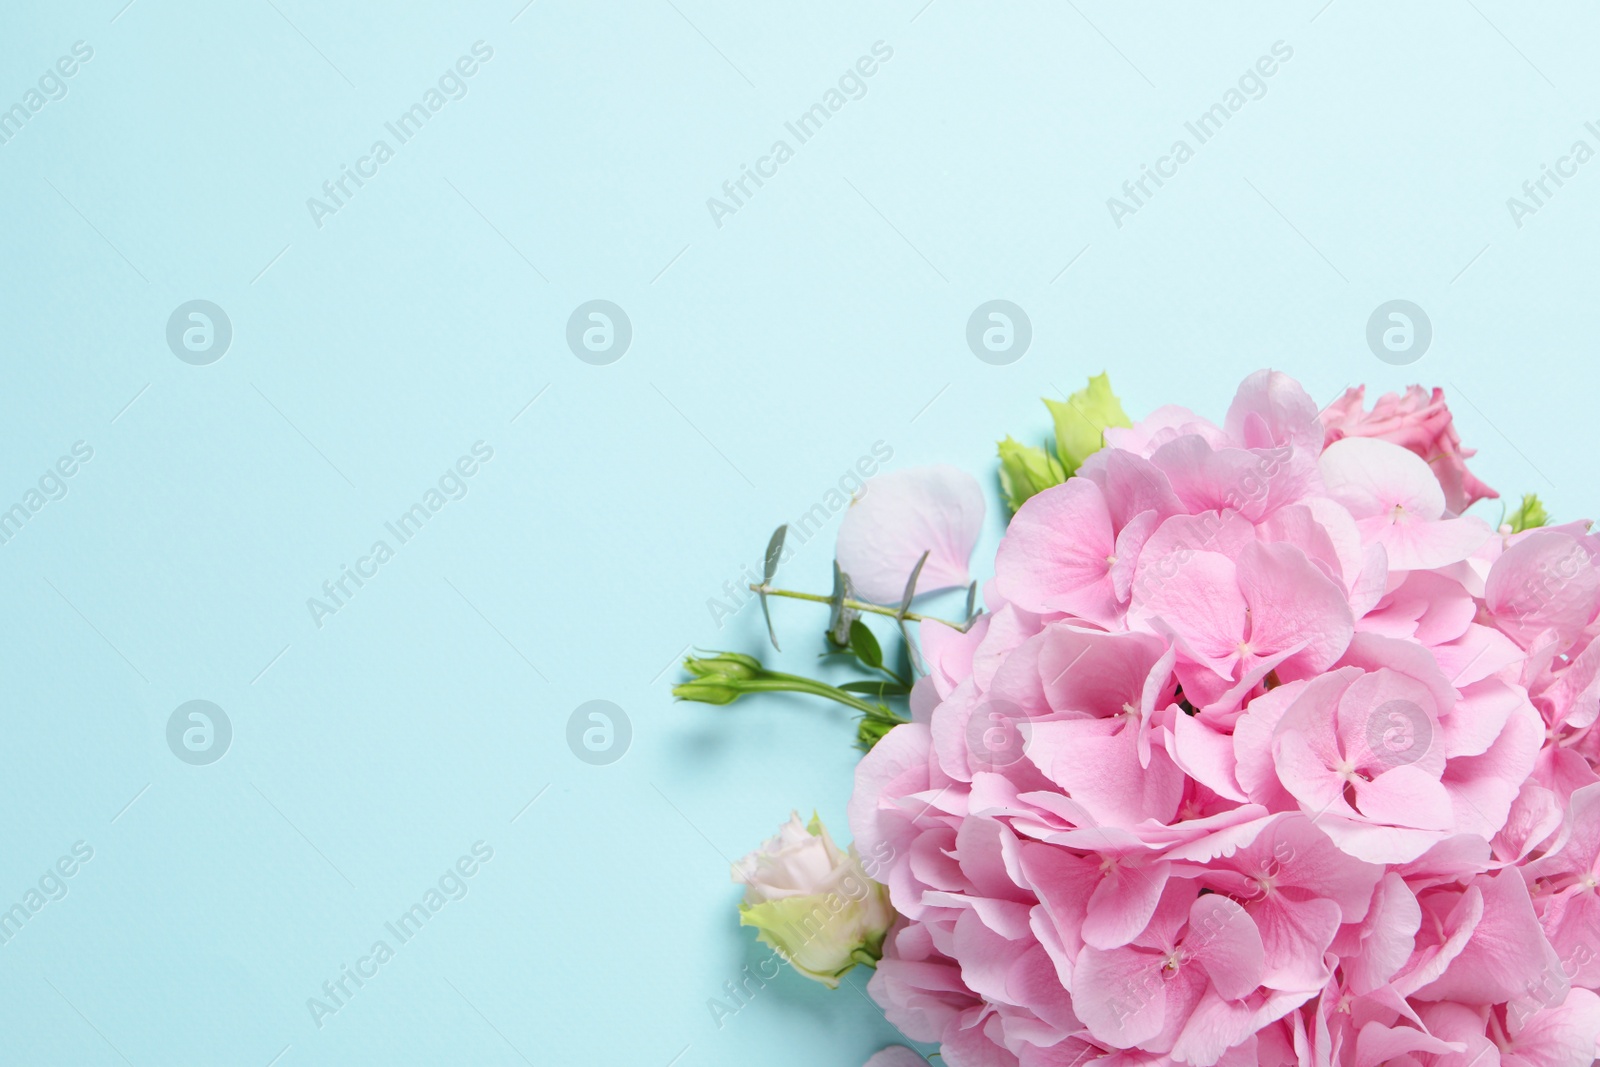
[1321,385,1498,514]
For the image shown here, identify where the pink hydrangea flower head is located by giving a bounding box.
[848,370,1595,1067]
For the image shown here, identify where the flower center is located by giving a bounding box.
[1335,758,1359,781]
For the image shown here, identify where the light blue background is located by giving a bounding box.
[1,1,1595,1063]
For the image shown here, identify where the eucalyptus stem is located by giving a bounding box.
[750,584,974,632]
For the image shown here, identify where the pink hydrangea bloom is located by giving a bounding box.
[851,371,1600,1067]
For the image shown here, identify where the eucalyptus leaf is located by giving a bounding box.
[965,580,978,623]
[895,550,930,676]
[763,525,788,584]
[900,616,924,677]
[759,592,780,651]
[827,563,858,648]
[898,550,930,618]
[757,524,787,651]
[849,618,883,668]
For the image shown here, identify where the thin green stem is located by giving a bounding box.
[751,584,973,632]
[735,673,885,716]
[877,663,913,688]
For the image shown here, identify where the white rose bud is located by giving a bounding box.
[732,811,894,988]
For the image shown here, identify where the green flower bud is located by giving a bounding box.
[682,651,764,681]
[996,436,1066,512]
[1506,493,1550,534]
[673,652,770,705]
[670,678,745,705]
[1044,371,1132,477]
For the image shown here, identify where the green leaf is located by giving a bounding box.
[848,618,883,668]
[1043,372,1132,476]
[1506,493,1550,534]
[996,436,1066,511]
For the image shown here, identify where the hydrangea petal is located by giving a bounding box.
[837,464,986,603]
